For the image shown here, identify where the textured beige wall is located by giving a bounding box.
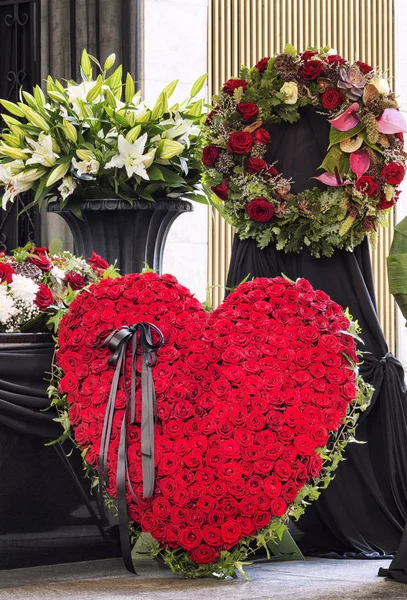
[208,0,395,350]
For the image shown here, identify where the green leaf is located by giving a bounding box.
[190,73,207,98]
[49,237,64,255]
[81,49,92,79]
[319,145,344,174]
[329,124,363,148]
[283,43,297,56]
[22,91,38,109]
[147,164,164,180]
[125,73,135,104]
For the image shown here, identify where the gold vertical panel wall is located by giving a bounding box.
[208,0,395,350]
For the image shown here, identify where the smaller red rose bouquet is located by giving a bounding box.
[0,243,116,332]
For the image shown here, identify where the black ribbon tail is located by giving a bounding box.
[117,412,137,574]
[97,322,164,575]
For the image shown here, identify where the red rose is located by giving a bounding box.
[321,88,345,109]
[35,283,54,311]
[190,544,218,564]
[356,60,373,74]
[270,497,287,517]
[228,131,253,154]
[237,102,259,123]
[88,251,109,272]
[326,54,346,65]
[221,519,242,547]
[301,50,317,61]
[300,59,324,80]
[255,57,270,73]
[246,198,274,222]
[253,128,271,144]
[202,145,221,166]
[253,511,272,529]
[27,254,53,272]
[179,527,202,550]
[0,262,15,284]
[355,175,380,197]
[32,246,49,256]
[223,78,248,95]
[246,157,268,173]
[396,132,404,143]
[266,165,279,178]
[378,192,398,210]
[380,162,406,185]
[202,525,222,546]
[65,271,86,290]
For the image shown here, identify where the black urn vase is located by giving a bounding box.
[47,198,193,274]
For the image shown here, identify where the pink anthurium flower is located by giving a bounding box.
[313,170,351,186]
[377,108,407,134]
[350,148,370,179]
[328,102,360,131]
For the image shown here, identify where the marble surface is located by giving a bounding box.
[0,557,405,600]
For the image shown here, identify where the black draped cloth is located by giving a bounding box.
[0,334,119,569]
[226,108,407,565]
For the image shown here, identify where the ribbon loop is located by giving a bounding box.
[97,321,164,574]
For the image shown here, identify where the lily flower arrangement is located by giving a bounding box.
[0,50,207,216]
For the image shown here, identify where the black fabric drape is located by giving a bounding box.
[0,335,119,568]
[226,108,407,562]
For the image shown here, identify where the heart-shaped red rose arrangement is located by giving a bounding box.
[57,273,365,574]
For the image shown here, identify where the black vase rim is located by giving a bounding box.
[47,197,194,213]
[0,331,54,345]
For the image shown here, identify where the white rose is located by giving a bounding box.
[372,77,390,95]
[280,81,298,105]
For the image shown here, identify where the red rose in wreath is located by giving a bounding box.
[355,175,380,197]
[252,128,271,144]
[223,79,248,95]
[321,88,345,110]
[202,145,221,166]
[300,59,324,80]
[228,132,253,154]
[237,102,259,123]
[380,162,406,185]
[211,181,229,201]
[246,198,275,222]
[356,60,373,74]
[255,57,270,73]
[246,157,268,173]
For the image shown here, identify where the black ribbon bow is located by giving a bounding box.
[98,322,164,574]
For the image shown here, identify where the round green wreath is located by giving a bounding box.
[202,45,407,258]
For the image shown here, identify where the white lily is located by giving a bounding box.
[105,133,151,179]
[153,112,199,149]
[0,166,33,210]
[57,176,77,201]
[66,81,100,107]
[26,135,58,167]
[72,157,99,177]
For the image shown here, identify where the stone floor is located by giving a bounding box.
[0,557,405,600]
